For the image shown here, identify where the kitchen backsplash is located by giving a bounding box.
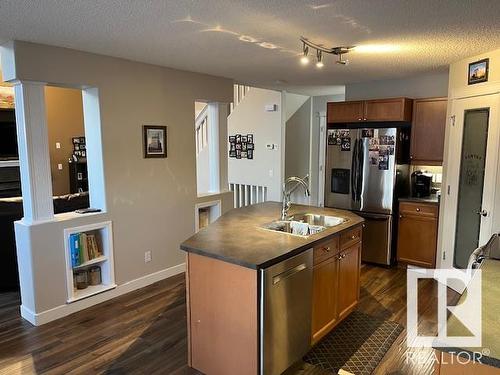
[411,165,443,191]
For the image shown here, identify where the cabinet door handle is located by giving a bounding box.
[358,118,362,121]
[416,208,421,212]
[323,246,331,253]
[351,235,357,240]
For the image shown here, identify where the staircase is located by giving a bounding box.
[195,105,208,155]
[230,84,251,114]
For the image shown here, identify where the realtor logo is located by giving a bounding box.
[407,268,482,348]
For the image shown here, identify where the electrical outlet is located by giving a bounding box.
[57,163,63,170]
[145,250,152,263]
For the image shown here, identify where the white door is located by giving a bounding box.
[439,94,500,287]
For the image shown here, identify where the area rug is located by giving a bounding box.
[303,310,403,375]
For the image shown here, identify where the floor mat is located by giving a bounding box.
[303,310,403,375]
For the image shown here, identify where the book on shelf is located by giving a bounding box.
[69,233,81,268]
[69,232,102,268]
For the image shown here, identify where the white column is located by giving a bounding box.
[217,103,229,191]
[13,81,54,223]
[317,111,327,207]
[207,102,221,193]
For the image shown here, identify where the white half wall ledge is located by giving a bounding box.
[0,41,17,82]
[20,262,186,326]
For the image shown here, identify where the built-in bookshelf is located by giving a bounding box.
[63,221,116,303]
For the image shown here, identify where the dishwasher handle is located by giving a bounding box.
[272,263,307,285]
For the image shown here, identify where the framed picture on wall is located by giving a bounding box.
[468,58,489,85]
[143,125,167,158]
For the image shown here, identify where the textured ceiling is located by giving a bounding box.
[0,0,499,93]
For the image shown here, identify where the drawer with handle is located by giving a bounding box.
[400,201,438,218]
[313,236,339,265]
[340,226,362,250]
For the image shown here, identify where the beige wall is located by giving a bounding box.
[285,98,311,204]
[3,41,233,314]
[45,87,85,196]
[345,71,449,100]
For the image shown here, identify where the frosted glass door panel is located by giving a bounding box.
[453,109,489,269]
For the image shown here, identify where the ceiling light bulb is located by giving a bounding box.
[300,56,309,65]
[316,50,323,68]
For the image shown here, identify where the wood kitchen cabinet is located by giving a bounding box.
[337,242,361,321]
[311,225,362,344]
[327,101,364,123]
[397,201,438,268]
[410,97,448,165]
[327,98,412,124]
[312,256,338,343]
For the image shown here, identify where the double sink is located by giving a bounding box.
[261,213,346,238]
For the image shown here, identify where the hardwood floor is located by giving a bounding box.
[0,264,458,375]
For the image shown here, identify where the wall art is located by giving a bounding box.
[229,133,254,159]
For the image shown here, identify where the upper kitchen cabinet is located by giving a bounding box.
[327,101,364,123]
[327,97,413,124]
[410,97,448,165]
[364,98,413,122]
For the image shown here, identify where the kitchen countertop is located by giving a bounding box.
[180,202,364,269]
[399,194,440,205]
[434,259,500,368]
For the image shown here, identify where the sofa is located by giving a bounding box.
[0,192,89,291]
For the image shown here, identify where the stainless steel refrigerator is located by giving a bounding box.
[325,126,410,265]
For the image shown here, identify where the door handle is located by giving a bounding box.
[273,263,307,284]
[476,209,488,217]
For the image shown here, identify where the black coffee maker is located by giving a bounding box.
[411,171,432,198]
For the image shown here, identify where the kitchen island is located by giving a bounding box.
[181,202,364,375]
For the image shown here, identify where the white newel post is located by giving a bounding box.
[13,81,54,223]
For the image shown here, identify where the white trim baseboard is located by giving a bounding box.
[20,262,186,326]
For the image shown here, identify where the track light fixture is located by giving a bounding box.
[299,36,354,68]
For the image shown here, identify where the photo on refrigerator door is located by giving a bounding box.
[341,137,351,151]
[328,129,340,145]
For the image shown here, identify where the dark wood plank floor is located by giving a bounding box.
[0,264,458,375]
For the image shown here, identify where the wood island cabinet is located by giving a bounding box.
[337,242,361,321]
[410,97,448,165]
[327,98,412,124]
[397,201,438,268]
[311,225,362,344]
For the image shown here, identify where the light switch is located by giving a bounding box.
[56,142,61,149]
[57,163,63,170]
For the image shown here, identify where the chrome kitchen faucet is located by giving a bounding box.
[281,175,310,220]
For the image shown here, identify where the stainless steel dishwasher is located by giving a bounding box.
[260,248,313,375]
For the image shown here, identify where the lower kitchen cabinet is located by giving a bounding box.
[397,201,438,268]
[337,242,361,320]
[311,225,362,344]
[312,256,338,343]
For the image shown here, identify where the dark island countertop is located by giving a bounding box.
[180,202,364,269]
[399,194,440,205]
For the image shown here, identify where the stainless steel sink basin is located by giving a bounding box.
[289,213,346,227]
[260,213,346,237]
